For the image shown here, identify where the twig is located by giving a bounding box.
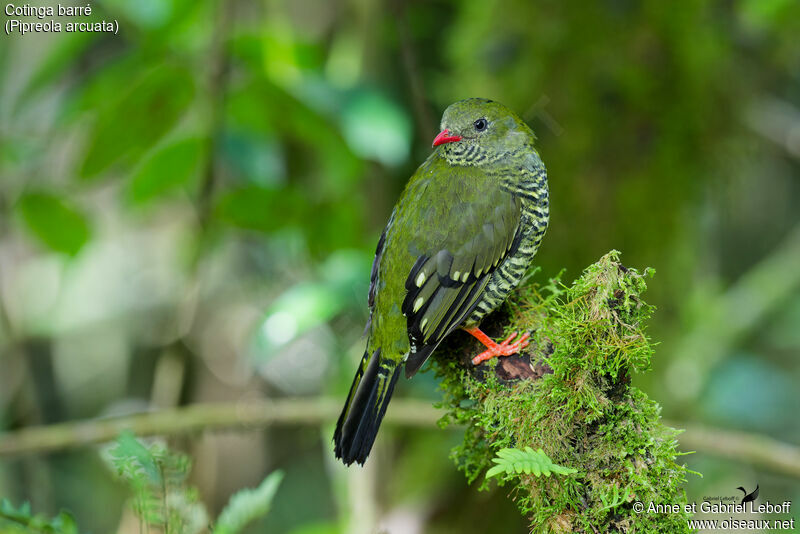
[197,0,235,229]
[0,398,439,457]
[393,2,436,139]
[667,223,800,403]
[1,399,799,481]
[666,420,800,479]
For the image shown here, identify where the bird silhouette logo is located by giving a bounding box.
[736,484,759,504]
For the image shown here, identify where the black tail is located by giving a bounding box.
[333,348,402,465]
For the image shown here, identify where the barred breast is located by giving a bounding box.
[465,162,549,325]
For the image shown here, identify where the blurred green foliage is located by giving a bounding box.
[107,431,207,532]
[1,0,799,532]
[0,499,79,534]
[101,430,283,533]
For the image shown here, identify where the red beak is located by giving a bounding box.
[432,129,462,147]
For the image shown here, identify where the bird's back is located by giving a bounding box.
[368,152,521,355]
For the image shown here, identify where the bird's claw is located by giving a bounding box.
[471,331,530,365]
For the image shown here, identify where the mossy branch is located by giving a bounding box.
[432,251,692,533]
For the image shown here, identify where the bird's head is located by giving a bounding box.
[432,98,536,166]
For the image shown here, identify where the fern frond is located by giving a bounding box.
[485,447,577,480]
[214,470,284,534]
[104,431,206,534]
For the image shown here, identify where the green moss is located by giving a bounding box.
[432,251,693,533]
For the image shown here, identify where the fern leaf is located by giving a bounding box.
[108,430,161,483]
[103,431,205,534]
[485,447,577,481]
[214,470,284,534]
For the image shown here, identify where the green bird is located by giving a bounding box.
[334,98,549,465]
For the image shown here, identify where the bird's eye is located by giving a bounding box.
[473,118,488,132]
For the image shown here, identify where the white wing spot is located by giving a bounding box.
[420,318,428,332]
[452,270,460,281]
[413,297,424,312]
[416,271,426,287]
[461,271,469,283]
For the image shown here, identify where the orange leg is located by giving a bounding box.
[463,326,530,365]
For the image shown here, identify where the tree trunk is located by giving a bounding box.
[432,251,691,533]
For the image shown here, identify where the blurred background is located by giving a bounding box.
[1,0,799,532]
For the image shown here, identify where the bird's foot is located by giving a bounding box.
[464,327,530,365]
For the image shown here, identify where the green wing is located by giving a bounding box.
[398,174,524,377]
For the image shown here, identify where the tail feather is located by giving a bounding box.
[334,348,401,465]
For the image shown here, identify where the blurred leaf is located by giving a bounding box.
[61,51,138,120]
[739,0,795,29]
[304,199,365,254]
[318,249,371,291]
[214,470,284,534]
[251,250,369,359]
[17,192,91,256]
[255,283,340,349]
[341,90,412,166]
[287,521,341,534]
[261,18,304,85]
[700,355,800,433]
[0,499,80,534]
[80,65,195,179]
[214,185,305,233]
[101,0,174,29]
[15,33,95,110]
[127,137,205,204]
[225,78,363,197]
[324,32,361,88]
[217,182,364,254]
[221,131,285,187]
[765,297,800,349]
[1,138,39,168]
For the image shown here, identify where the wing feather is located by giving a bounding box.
[401,193,524,377]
